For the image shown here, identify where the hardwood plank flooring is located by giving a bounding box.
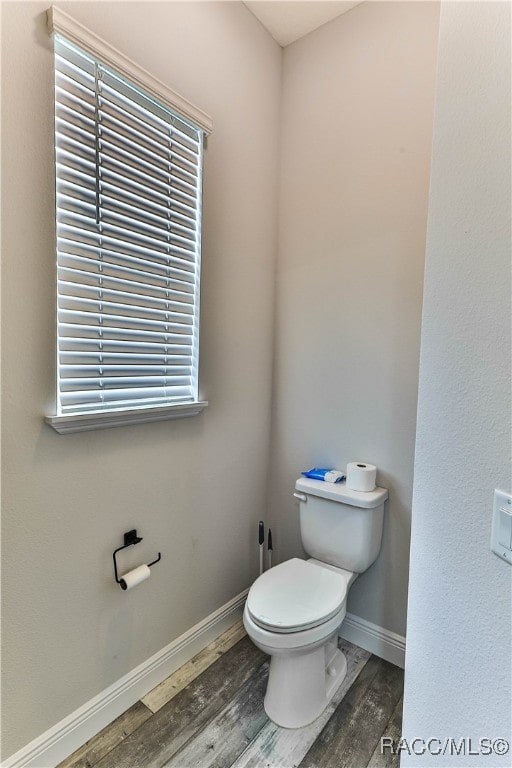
[142,620,247,714]
[94,637,266,768]
[58,622,404,768]
[300,657,404,768]
[57,702,153,768]
[367,696,403,768]
[163,664,269,768]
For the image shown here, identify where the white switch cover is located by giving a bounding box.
[491,489,512,564]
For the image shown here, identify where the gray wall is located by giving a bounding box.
[267,1,440,637]
[402,2,512,764]
[1,2,281,757]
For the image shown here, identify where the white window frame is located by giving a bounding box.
[45,7,212,434]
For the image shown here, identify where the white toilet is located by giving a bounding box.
[243,475,388,729]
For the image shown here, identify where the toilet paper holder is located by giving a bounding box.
[113,529,161,586]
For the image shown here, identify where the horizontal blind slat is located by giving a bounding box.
[100,169,198,225]
[61,374,191,386]
[57,254,195,294]
[98,94,200,178]
[58,309,193,333]
[61,368,191,380]
[58,322,194,342]
[57,246,197,290]
[59,336,192,359]
[99,75,200,152]
[98,138,201,208]
[55,40,95,76]
[56,140,96,164]
[60,352,192,363]
[99,179,197,228]
[98,210,197,255]
[58,295,194,324]
[98,117,199,191]
[57,221,197,272]
[99,127,171,182]
[58,276,194,310]
[60,386,192,409]
[98,153,198,215]
[99,192,197,242]
[55,74,95,106]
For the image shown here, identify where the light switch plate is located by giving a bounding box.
[491,489,512,564]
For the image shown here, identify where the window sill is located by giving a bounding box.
[45,401,208,434]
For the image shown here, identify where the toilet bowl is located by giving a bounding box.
[243,557,356,728]
[244,476,388,729]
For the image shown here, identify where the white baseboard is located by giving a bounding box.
[339,612,406,669]
[3,589,249,768]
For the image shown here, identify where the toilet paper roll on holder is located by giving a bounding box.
[113,529,161,587]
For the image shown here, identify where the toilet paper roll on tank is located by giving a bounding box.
[346,462,377,492]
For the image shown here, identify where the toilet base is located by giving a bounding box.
[263,635,347,729]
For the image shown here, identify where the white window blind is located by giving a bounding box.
[52,35,205,423]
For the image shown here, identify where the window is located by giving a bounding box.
[45,8,211,433]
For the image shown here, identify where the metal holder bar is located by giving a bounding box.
[113,529,161,586]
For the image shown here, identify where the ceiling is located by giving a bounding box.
[243,1,362,47]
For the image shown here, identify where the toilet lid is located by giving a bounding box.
[246,558,348,634]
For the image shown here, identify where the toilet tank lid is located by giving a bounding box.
[295,477,388,508]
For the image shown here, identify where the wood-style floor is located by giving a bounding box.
[57,621,403,768]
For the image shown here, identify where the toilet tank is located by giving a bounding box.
[295,477,388,573]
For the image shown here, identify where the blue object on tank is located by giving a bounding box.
[301,467,335,481]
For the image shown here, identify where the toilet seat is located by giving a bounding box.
[246,558,349,634]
